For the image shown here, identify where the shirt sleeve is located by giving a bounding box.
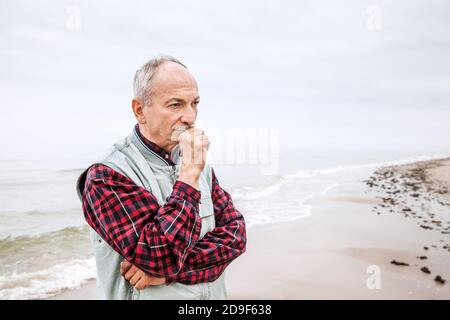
[81,164,202,278]
[168,168,247,284]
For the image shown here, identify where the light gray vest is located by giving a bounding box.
[76,128,227,300]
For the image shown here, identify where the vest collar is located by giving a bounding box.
[131,125,182,167]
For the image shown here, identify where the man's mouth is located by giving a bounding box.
[171,125,192,142]
[173,125,191,132]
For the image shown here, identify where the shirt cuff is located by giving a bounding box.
[172,180,201,203]
[165,275,177,285]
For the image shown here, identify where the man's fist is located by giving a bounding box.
[120,260,166,290]
[178,127,210,169]
[176,127,210,189]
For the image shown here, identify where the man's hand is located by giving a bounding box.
[120,260,166,290]
[177,127,210,189]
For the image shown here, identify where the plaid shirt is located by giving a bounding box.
[81,126,246,285]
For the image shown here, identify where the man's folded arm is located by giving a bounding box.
[82,164,202,278]
[167,169,247,284]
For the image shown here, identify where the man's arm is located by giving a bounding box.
[122,169,247,286]
[168,168,247,284]
[82,164,202,278]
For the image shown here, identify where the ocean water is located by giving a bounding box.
[0,148,448,300]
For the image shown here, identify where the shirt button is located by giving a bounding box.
[165,154,169,159]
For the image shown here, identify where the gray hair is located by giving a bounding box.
[133,54,187,105]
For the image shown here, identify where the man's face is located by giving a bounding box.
[133,61,200,151]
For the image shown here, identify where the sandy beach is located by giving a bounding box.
[51,158,450,300]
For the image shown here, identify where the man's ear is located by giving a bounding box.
[132,99,146,124]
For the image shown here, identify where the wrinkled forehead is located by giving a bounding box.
[152,62,198,97]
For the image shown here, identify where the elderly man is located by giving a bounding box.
[76,55,246,300]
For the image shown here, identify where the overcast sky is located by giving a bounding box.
[1,0,449,162]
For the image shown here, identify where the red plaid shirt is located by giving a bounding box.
[81,126,246,285]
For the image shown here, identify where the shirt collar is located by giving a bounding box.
[134,124,176,166]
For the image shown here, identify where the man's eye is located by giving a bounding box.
[170,103,181,108]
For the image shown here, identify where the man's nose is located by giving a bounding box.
[180,105,196,125]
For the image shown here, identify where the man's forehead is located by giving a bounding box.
[152,63,198,97]
[154,62,197,85]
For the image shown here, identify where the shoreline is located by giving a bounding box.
[50,157,450,300]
